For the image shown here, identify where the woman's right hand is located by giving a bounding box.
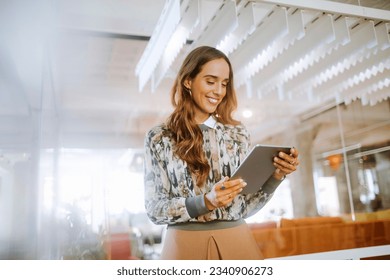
[204,177,247,210]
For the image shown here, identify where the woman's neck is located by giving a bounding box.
[195,114,211,124]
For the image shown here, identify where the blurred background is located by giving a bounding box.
[0,0,389,260]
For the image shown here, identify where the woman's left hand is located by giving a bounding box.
[272,147,300,180]
[204,177,246,210]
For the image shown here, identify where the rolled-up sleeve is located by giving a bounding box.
[185,195,210,218]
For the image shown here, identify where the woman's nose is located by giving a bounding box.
[213,83,223,95]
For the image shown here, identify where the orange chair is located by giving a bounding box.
[104,233,139,260]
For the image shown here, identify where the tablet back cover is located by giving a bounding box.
[231,144,290,194]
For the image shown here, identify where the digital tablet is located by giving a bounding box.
[230,144,291,194]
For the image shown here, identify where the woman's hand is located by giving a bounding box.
[204,177,247,210]
[272,147,300,180]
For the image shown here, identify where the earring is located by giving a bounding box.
[186,87,192,96]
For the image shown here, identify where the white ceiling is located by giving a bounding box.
[1,0,390,153]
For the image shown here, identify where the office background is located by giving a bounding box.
[1,0,389,259]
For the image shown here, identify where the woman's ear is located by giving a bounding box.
[183,79,191,90]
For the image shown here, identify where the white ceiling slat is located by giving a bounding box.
[326,72,390,107]
[192,0,238,48]
[287,19,378,98]
[152,0,200,91]
[314,21,381,92]
[217,2,257,55]
[135,0,180,91]
[358,76,390,106]
[231,6,289,87]
[283,16,351,92]
[364,79,390,106]
[344,68,390,105]
[375,22,390,50]
[344,58,390,95]
[240,7,305,91]
[283,16,350,91]
[252,13,335,98]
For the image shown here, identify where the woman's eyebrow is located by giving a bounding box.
[203,74,229,81]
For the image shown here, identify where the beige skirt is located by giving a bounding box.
[160,220,263,260]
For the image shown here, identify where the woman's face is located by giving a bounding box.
[185,58,230,123]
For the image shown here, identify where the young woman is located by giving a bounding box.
[143,46,299,259]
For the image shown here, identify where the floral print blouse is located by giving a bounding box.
[143,116,282,225]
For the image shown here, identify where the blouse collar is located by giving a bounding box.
[199,115,217,130]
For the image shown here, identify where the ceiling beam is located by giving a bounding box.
[256,0,390,21]
[58,28,151,41]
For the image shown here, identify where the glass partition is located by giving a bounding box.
[247,99,390,259]
[312,100,390,217]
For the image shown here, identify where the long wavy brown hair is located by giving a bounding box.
[167,46,240,187]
